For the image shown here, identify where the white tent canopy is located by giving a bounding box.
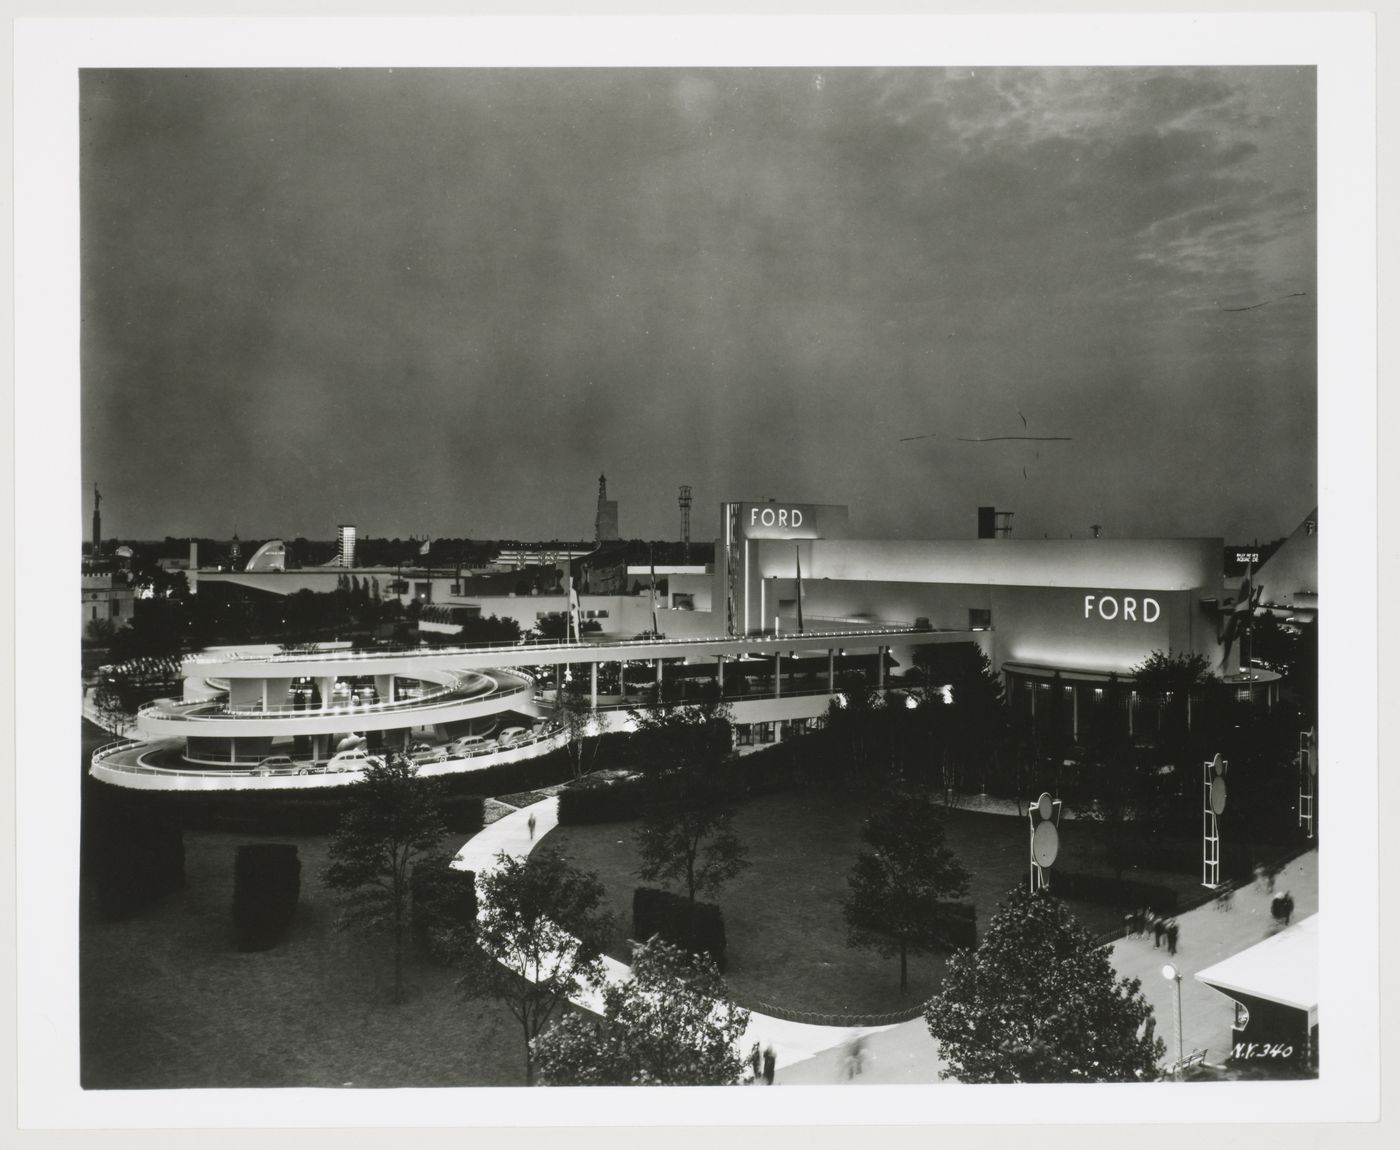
[1195,914,1318,1026]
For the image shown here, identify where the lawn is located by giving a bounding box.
[543,788,1199,1018]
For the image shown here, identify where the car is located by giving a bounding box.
[410,742,447,764]
[326,748,381,773]
[253,755,303,776]
[496,726,527,746]
[443,735,495,757]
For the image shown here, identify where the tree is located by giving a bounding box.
[531,937,751,1086]
[629,683,747,904]
[843,795,971,995]
[449,848,614,1085]
[947,645,1010,794]
[324,753,447,1005]
[636,786,749,905]
[925,887,1164,1083]
[91,655,184,735]
[556,675,602,780]
[1131,649,1214,756]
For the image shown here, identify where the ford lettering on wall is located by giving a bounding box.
[1084,594,1161,623]
[750,506,804,529]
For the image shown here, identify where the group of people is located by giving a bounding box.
[1123,907,1181,955]
[745,1043,777,1085]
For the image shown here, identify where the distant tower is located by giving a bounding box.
[594,474,620,542]
[229,527,242,566]
[678,485,693,561]
[91,483,102,555]
[337,524,357,568]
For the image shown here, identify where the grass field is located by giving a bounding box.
[544,789,1201,1017]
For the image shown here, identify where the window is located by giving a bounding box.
[735,724,754,746]
[758,722,775,744]
[969,608,992,630]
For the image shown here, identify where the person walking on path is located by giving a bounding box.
[528,811,537,841]
[763,1045,776,1085]
[1153,914,1166,950]
[1166,918,1179,956]
[843,1034,867,1080]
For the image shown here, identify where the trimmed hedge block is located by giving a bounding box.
[438,793,485,835]
[411,863,478,952]
[233,843,301,952]
[632,887,727,971]
[557,779,647,825]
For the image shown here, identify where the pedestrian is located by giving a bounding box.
[762,1045,776,1085]
[1166,919,1179,956]
[1281,891,1294,925]
[1153,914,1165,950]
[1123,912,1134,940]
[748,1043,762,1085]
[843,1034,866,1080]
[528,811,536,841]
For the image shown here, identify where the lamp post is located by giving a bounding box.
[1162,962,1184,1078]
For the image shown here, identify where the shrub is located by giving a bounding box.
[1049,870,1179,914]
[411,862,477,955]
[632,887,727,971]
[557,778,647,825]
[438,793,485,835]
[232,844,301,951]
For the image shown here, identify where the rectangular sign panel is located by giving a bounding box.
[736,502,848,540]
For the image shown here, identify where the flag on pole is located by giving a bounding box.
[795,545,805,633]
[567,575,582,643]
[419,538,431,557]
[649,548,660,635]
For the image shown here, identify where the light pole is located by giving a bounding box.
[1161,962,1184,1078]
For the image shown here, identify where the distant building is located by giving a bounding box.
[336,525,357,568]
[594,475,620,542]
[82,570,136,632]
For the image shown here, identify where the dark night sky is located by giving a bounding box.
[80,66,1316,545]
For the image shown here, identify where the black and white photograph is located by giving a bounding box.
[13,10,1380,1133]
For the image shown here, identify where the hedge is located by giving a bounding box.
[232,843,301,951]
[632,887,727,971]
[438,793,486,835]
[557,778,647,825]
[1047,870,1179,915]
[411,863,478,956]
[1122,836,1256,882]
[85,781,186,921]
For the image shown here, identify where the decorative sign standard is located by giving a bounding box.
[1298,726,1317,840]
[1028,790,1063,893]
[1202,754,1228,889]
[1082,594,1162,622]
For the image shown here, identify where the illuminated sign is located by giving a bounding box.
[736,502,848,540]
[1235,552,1260,564]
[1084,594,1161,623]
[751,505,803,529]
